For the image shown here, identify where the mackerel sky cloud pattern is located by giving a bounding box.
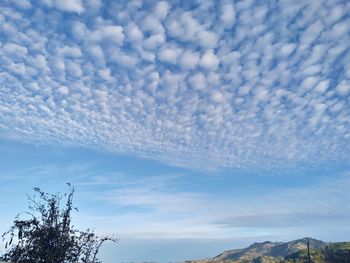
[0,0,350,168]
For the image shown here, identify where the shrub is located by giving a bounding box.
[1,184,117,263]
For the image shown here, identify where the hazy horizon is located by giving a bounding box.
[1,0,350,262]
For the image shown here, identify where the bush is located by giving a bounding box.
[1,184,117,263]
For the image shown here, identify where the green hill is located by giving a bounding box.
[185,238,350,263]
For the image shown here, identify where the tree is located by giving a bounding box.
[1,184,117,263]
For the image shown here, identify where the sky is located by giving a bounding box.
[0,0,350,262]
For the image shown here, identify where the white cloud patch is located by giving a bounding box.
[2,43,28,58]
[336,80,350,96]
[179,50,200,69]
[13,0,32,9]
[188,72,207,90]
[100,25,125,45]
[154,1,170,20]
[126,22,144,42]
[158,45,182,64]
[314,80,329,93]
[200,49,220,70]
[53,0,84,13]
[279,43,296,57]
[57,86,69,96]
[220,2,236,28]
[0,0,350,169]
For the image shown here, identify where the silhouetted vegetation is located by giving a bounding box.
[283,243,350,263]
[1,184,117,263]
[323,243,350,263]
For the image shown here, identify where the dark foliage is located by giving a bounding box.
[324,243,350,263]
[1,185,117,263]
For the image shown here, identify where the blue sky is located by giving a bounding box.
[0,0,350,262]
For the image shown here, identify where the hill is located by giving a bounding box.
[185,238,350,263]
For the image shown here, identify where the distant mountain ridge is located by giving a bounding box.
[214,237,324,261]
[185,238,350,263]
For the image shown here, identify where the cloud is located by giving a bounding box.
[210,91,225,104]
[57,86,69,96]
[216,211,350,228]
[154,1,170,20]
[178,50,200,70]
[90,25,125,46]
[216,173,350,230]
[1,157,350,240]
[200,49,220,70]
[220,2,236,28]
[279,43,296,57]
[76,169,350,239]
[197,31,218,48]
[53,0,85,13]
[2,43,28,58]
[188,72,206,90]
[12,0,32,9]
[158,45,182,64]
[0,0,349,169]
[337,80,350,96]
[125,22,144,42]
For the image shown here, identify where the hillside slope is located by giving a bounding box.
[185,238,350,263]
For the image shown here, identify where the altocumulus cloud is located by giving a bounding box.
[0,0,350,169]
